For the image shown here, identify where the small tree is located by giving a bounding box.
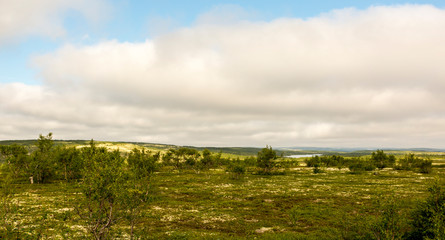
[410,180,445,240]
[30,133,56,183]
[257,146,276,174]
[127,148,158,178]
[0,144,29,178]
[348,158,375,173]
[371,150,395,170]
[417,159,433,174]
[37,133,54,153]
[78,145,157,239]
[56,147,84,181]
[371,197,407,240]
[395,154,433,174]
[179,148,200,169]
[200,149,214,171]
[78,147,126,239]
[227,159,246,180]
[126,148,158,238]
[395,153,416,170]
[305,156,321,167]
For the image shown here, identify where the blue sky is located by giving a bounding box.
[1,1,445,147]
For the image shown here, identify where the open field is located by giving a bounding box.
[1,138,445,239]
[3,155,444,239]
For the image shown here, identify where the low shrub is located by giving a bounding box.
[348,158,375,173]
[395,154,433,174]
[409,180,445,239]
[227,162,246,179]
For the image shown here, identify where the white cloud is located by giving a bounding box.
[2,4,445,147]
[0,0,109,44]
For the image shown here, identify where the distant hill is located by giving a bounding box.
[1,139,444,157]
[278,146,445,153]
[0,140,321,156]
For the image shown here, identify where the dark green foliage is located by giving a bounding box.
[126,147,158,238]
[409,180,445,240]
[313,165,324,174]
[244,156,257,167]
[128,148,159,177]
[348,158,375,173]
[36,133,54,153]
[417,159,433,174]
[395,153,433,174]
[29,133,57,183]
[0,144,27,160]
[55,146,83,181]
[371,150,395,169]
[395,153,418,170]
[227,160,246,179]
[162,149,175,167]
[305,156,321,168]
[75,142,158,239]
[257,146,277,174]
[305,155,346,169]
[78,146,127,239]
[288,205,300,226]
[162,147,201,170]
[200,149,214,170]
[371,197,408,240]
[122,169,154,239]
[0,144,29,178]
[179,147,200,168]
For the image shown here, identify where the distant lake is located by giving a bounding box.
[285,154,322,158]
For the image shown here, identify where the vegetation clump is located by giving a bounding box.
[371,149,396,170]
[409,180,445,240]
[256,146,277,174]
[305,155,346,168]
[395,153,433,174]
[348,158,376,173]
[227,160,246,180]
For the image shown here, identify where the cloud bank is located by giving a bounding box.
[0,0,108,44]
[2,4,445,147]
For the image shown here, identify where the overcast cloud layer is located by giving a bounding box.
[1,4,445,147]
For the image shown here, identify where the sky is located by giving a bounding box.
[1,0,445,148]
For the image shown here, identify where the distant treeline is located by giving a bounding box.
[305,150,433,174]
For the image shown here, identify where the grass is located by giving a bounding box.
[4,162,443,239]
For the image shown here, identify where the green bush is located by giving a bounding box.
[288,206,300,226]
[348,158,375,173]
[257,146,277,174]
[228,161,246,179]
[371,150,395,169]
[371,197,408,240]
[313,165,325,174]
[305,156,321,167]
[395,154,433,174]
[305,155,346,168]
[409,180,445,240]
[417,159,433,174]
